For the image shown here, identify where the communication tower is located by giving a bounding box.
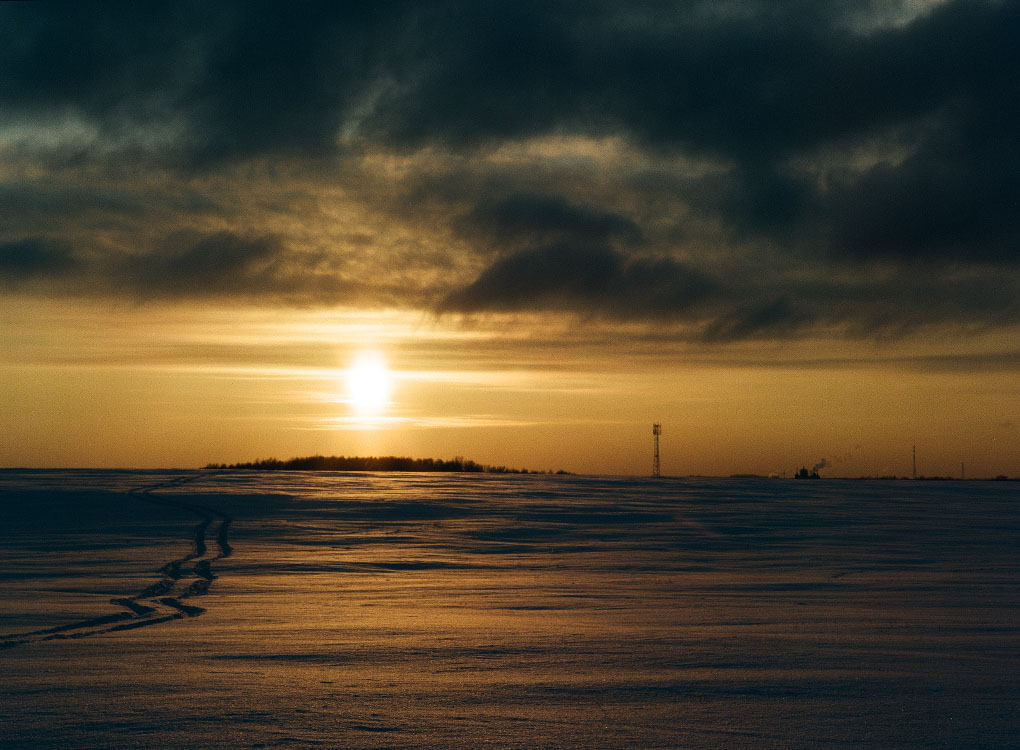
[912,445,917,479]
[652,423,662,477]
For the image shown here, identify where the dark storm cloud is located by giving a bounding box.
[700,298,807,343]
[460,193,643,249]
[0,2,404,164]
[0,238,80,279]
[3,0,1020,337]
[6,1,1015,164]
[124,231,290,298]
[122,229,413,304]
[384,0,1020,269]
[442,245,1020,340]
[703,269,1020,341]
[358,1,1015,160]
[0,231,369,304]
[0,179,222,233]
[824,128,1020,264]
[441,243,715,317]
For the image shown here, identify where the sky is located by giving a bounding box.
[1,0,1019,476]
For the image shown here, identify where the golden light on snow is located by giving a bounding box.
[346,351,393,417]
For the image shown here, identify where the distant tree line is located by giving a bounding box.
[204,455,568,474]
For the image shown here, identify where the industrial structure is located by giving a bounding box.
[652,423,661,477]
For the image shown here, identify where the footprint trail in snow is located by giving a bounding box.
[0,472,232,648]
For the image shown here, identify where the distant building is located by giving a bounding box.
[794,467,820,479]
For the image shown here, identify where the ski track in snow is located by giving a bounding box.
[0,472,232,649]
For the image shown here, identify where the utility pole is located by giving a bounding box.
[652,423,661,477]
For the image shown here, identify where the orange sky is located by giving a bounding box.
[2,300,1016,476]
[2,3,1019,475]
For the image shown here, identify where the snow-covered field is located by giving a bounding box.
[1,471,1018,749]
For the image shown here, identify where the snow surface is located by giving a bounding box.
[1,471,1018,748]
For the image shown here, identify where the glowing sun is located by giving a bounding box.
[346,352,392,416]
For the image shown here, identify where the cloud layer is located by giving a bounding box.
[2,0,1019,342]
